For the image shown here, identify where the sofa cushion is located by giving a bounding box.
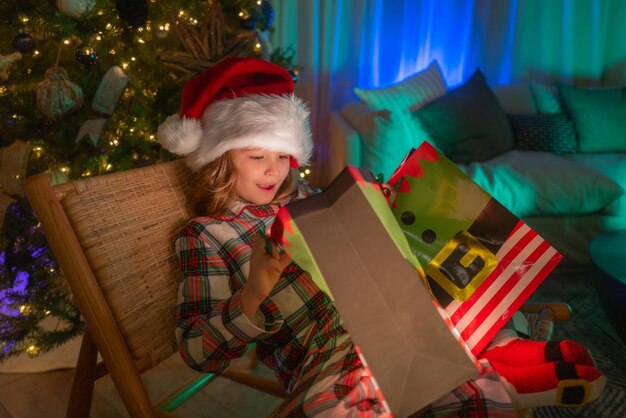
[340,102,432,180]
[558,84,626,152]
[563,153,626,217]
[530,83,562,114]
[413,69,514,164]
[508,113,577,154]
[461,151,623,218]
[354,60,447,113]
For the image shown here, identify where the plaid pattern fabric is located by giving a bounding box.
[412,360,517,418]
[174,180,389,416]
[174,179,515,417]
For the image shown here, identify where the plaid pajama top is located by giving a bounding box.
[174,180,389,416]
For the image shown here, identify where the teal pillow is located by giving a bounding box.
[508,113,577,154]
[413,69,514,164]
[558,84,626,152]
[462,151,622,218]
[341,102,435,180]
[529,83,562,114]
[354,60,446,114]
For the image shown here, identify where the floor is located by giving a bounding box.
[1,268,624,418]
[0,354,282,418]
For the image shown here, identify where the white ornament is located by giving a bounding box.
[92,66,129,115]
[56,0,96,18]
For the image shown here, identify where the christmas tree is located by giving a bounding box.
[0,0,297,362]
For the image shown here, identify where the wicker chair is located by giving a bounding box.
[24,160,287,418]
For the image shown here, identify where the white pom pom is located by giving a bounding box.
[157,114,203,155]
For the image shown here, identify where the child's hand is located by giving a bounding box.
[240,234,292,320]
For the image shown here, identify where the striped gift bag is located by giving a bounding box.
[387,142,562,356]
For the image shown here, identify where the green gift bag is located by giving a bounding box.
[386,141,563,355]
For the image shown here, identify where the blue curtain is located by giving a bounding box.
[270,0,626,181]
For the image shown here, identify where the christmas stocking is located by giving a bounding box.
[488,359,606,409]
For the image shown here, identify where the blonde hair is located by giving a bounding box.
[192,151,298,216]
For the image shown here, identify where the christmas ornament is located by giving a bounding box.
[0,140,32,228]
[0,52,22,81]
[75,117,107,145]
[36,67,84,121]
[74,46,98,65]
[91,66,129,115]
[115,0,149,27]
[158,1,256,80]
[76,66,129,145]
[11,33,36,54]
[56,0,96,18]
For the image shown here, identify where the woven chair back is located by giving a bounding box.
[59,160,194,367]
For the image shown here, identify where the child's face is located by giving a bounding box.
[231,148,291,205]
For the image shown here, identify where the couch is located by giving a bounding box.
[326,62,626,268]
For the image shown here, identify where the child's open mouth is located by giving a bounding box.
[257,183,276,192]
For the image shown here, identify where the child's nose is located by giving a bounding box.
[265,159,279,175]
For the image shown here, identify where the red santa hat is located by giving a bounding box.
[157,56,312,171]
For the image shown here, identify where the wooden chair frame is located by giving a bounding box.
[25,161,287,418]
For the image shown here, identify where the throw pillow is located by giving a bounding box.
[413,69,514,164]
[529,83,562,114]
[508,113,577,154]
[563,153,626,217]
[461,150,622,218]
[558,84,626,152]
[341,102,435,180]
[354,60,446,113]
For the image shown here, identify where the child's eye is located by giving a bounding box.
[279,155,289,160]
[250,156,264,160]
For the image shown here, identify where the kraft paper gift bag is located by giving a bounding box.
[386,142,563,356]
[270,166,479,416]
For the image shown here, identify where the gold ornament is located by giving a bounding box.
[36,67,84,121]
[0,51,22,81]
[157,1,256,80]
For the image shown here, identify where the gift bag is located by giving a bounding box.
[270,166,479,416]
[386,142,563,356]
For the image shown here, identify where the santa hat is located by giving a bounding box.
[157,56,313,171]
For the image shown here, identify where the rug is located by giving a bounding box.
[529,266,626,418]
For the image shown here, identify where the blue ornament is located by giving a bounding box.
[74,46,98,65]
[12,33,36,54]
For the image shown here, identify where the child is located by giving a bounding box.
[158,56,603,416]
[158,56,392,417]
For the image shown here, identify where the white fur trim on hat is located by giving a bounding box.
[157,114,203,155]
[184,93,313,172]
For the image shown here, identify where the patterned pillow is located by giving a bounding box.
[508,113,577,154]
